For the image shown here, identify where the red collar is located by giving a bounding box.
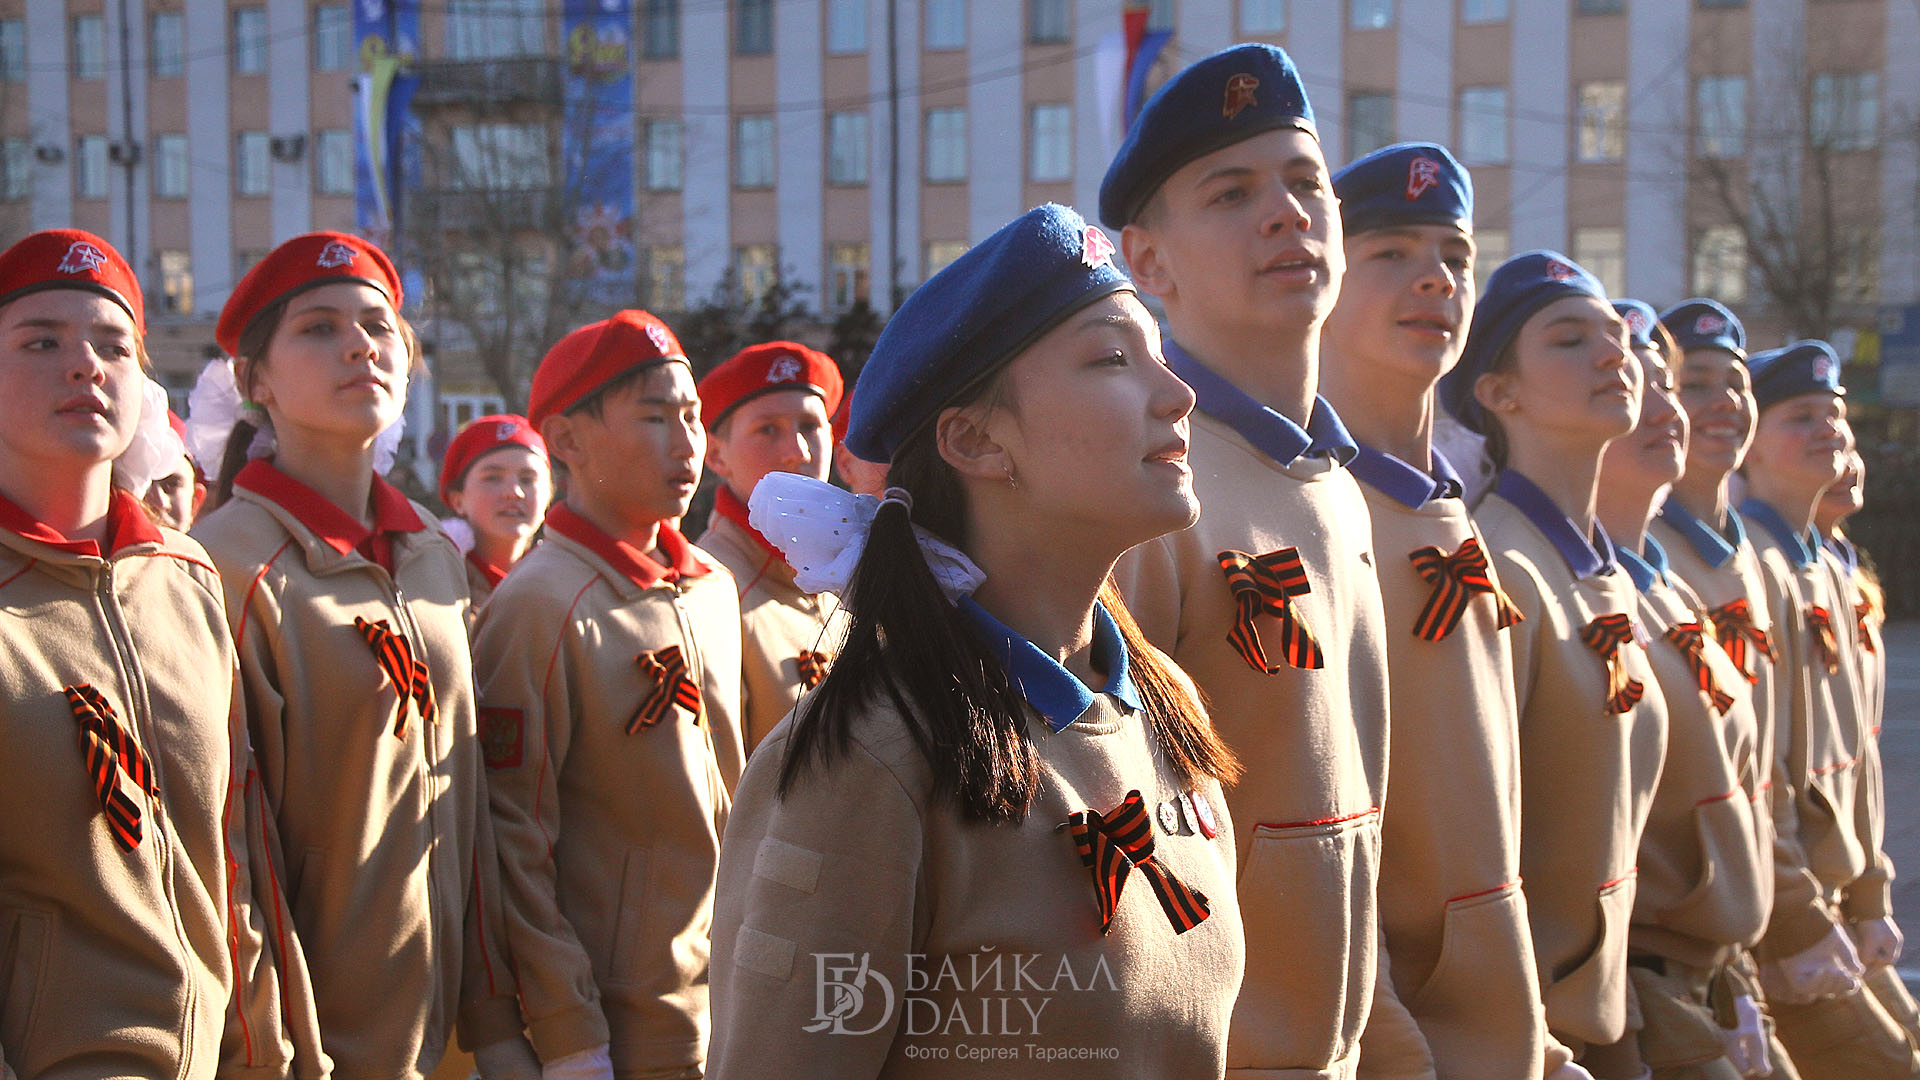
[713,484,785,564]
[235,459,426,566]
[0,487,164,558]
[544,501,712,589]
[467,549,508,588]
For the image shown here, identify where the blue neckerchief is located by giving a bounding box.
[1824,533,1858,576]
[1348,442,1465,508]
[1739,498,1819,569]
[1616,534,1672,595]
[1164,341,1359,468]
[1655,497,1745,570]
[1493,470,1618,579]
[955,598,1144,732]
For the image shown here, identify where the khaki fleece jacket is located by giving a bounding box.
[473,504,741,1073]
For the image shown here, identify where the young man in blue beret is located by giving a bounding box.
[1101,42,1398,1077]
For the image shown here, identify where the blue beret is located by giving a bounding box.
[1612,299,1659,351]
[1332,142,1473,236]
[845,204,1132,463]
[1658,298,1746,359]
[1098,43,1315,229]
[1749,340,1845,412]
[1438,250,1608,434]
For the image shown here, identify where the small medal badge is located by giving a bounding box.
[766,355,803,383]
[1222,73,1260,119]
[1405,157,1441,201]
[1623,307,1650,338]
[56,240,108,275]
[315,239,359,268]
[644,321,673,355]
[1081,225,1115,269]
[1185,790,1219,839]
[1157,798,1182,836]
[1694,313,1726,336]
[1544,258,1575,282]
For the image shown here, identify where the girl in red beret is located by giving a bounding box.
[189,232,534,1078]
[438,413,551,606]
[0,229,299,1076]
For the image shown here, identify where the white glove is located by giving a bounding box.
[1720,994,1772,1077]
[1760,923,1864,1003]
[1853,916,1905,970]
[473,1037,541,1080]
[1545,1062,1596,1080]
[541,1044,614,1080]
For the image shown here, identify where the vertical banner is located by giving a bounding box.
[563,0,636,306]
[1122,2,1171,127]
[354,0,421,246]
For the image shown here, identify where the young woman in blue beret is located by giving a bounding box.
[1438,251,1667,1079]
[706,204,1244,1078]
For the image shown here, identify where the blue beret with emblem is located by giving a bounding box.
[845,204,1132,463]
[1332,142,1473,236]
[1098,42,1316,229]
[1438,250,1608,433]
[1658,298,1746,360]
[1612,299,1659,351]
[1749,340,1845,412]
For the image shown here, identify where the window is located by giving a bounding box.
[1458,86,1508,164]
[925,107,967,182]
[644,0,680,58]
[76,135,109,199]
[645,121,684,191]
[316,130,353,195]
[1350,0,1392,30]
[1698,0,1745,7]
[154,135,189,198]
[1576,0,1624,12]
[233,9,267,74]
[828,112,869,185]
[1461,0,1507,22]
[1147,0,1174,32]
[827,0,866,53]
[1811,72,1879,151]
[1241,0,1285,34]
[1029,0,1069,44]
[828,243,869,312]
[1029,104,1071,182]
[446,0,545,60]
[0,21,22,83]
[314,5,352,70]
[236,133,271,196]
[1694,75,1745,159]
[0,139,27,201]
[1348,92,1393,158]
[645,246,686,311]
[151,13,184,78]
[927,0,966,49]
[73,16,106,80]
[926,240,969,277]
[1576,80,1626,162]
[734,115,775,188]
[1691,225,1746,303]
[735,244,777,303]
[450,123,550,189]
[1472,228,1508,290]
[158,251,192,315]
[737,0,772,55]
[1573,227,1624,297]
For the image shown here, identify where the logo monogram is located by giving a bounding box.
[1406,157,1441,200]
[644,322,673,355]
[766,355,803,383]
[316,240,359,269]
[57,241,108,275]
[805,953,896,1036]
[1222,74,1260,120]
[1081,226,1115,269]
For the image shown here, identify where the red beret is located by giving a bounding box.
[0,229,144,331]
[217,232,402,356]
[830,392,852,445]
[439,413,547,503]
[528,309,685,430]
[698,340,844,427]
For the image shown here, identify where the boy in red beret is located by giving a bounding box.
[695,340,843,754]
[438,413,550,605]
[473,310,742,1080]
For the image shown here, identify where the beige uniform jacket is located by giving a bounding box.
[474,503,741,1072]
[1114,378,1390,1080]
[1348,453,1546,1080]
[1477,481,1667,1061]
[0,491,296,1080]
[696,489,841,757]
[1821,541,1892,924]
[192,461,523,1078]
[709,630,1244,1079]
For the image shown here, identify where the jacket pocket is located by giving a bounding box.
[1658,795,1768,947]
[1626,965,1726,1069]
[1544,875,1636,1047]
[0,910,51,1065]
[1408,881,1535,1018]
[1228,809,1379,1072]
[1802,773,1867,891]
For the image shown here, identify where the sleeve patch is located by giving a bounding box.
[480,706,524,770]
[753,836,823,894]
[734,924,797,980]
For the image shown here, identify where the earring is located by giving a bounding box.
[1004,464,1018,491]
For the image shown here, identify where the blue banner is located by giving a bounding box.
[563,0,636,307]
[353,0,421,247]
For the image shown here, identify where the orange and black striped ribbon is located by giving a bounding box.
[1407,537,1524,641]
[1064,790,1210,936]
[63,684,159,852]
[795,650,830,690]
[1805,606,1841,675]
[1217,549,1323,672]
[1854,600,1878,655]
[1581,613,1646,714]
[1664,622,1736,715]
[631,645,702,733]
[353,617,438,740]
[1707,599,1775,684]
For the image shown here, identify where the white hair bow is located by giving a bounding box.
[185,357,407,476]
[748,471,986,604]
[113,376,187,494]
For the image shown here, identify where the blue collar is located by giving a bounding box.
[1165,342,1359,468]
[1739,498,1819,569]
[955,598,1144,732]
[1348,442,1464,508]
[1825,533,1857,575]
[1616,534,1671,595]
[1655,497,1745,570]
[1493,470,1619,579]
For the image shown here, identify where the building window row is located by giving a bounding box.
[446,0,546,62]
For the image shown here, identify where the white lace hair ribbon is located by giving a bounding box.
[186,356,406,474]
[748,471,986,603]
[113,375,186,493]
